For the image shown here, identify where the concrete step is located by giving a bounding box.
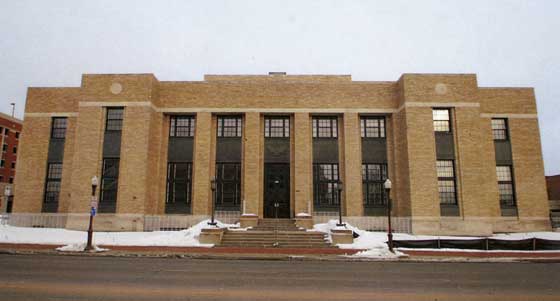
[219,243,333,248]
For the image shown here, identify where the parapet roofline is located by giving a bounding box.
[0,112,23,124]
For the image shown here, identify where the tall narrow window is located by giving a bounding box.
[264,117,290,138]
[170,116,195,137]
[215,163,241,209]
[43,163,63,205]
[362,164,388,206]
[433,109,451,132]
[312,117,338,138]
[436,160,457,204]
[313,163,340,208]
[497,166,515,207]
[360,117,386,138]
[51,117,68,138]
[491,119,508,140]
[217,116,242,137]
[106,108,124,131]
[99,158,119,212]
[166,163,192,207]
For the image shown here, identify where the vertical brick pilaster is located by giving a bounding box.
[68,106,104,213]
[342,113,363,216]
[294,113,312,214]
[117,106,153,214]
[242,112,261,215]
[192,112,212,215]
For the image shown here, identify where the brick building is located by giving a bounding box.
[13,73,551,234]
[0,112,22,212]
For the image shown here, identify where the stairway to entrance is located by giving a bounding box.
[219,219,332,248]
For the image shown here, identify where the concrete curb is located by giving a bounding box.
[1,243,560,263]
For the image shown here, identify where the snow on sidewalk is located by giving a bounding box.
[311,219,560,259]
[0,219,237,250]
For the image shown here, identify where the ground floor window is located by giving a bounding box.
[497,165,516,207]
[436,160,457,205]
[362,163,388,206]
[99,158,119,212]
[166,163,192,211]
[43,163,62,207]
[313,163,340,210]
[215,163,241,210]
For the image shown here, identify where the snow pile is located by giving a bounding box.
[296,212,311,217]
[56,243,109,252]
[0,219,237,249]
[312,220,407,258]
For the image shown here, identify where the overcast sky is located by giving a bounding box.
[1,0,558,174]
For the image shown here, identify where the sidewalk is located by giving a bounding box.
[2,243,560,262]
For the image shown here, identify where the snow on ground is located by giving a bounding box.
[56,243,109,252]
[311,219,560,258]
[0,219,237,250]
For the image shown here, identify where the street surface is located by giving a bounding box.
[0,254,559,300]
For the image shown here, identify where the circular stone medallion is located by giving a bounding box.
[435,83,448,95]
[110,82,123,95]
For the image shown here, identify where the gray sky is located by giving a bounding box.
[1,0,558,175]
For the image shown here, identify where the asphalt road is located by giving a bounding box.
[0,254,559,301]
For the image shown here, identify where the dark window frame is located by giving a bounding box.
[433,108,452,133]
[264,116,290,138]
[50,117,68,139]
[313,163,340,209]
[105,108,124,132]
[43,163,63,205]
[169,115,196,137]
[436,160,458,205]
[215,162,242,209]
[217,116,243,138]
[497,165,516,207]
[166,162,193,206]
[360,116,386,138]
[99,158,120,210]
[362,163,388,207]
[312,116,338,138]
[491,118,509,141]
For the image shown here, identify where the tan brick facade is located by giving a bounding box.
[13,73,552,234]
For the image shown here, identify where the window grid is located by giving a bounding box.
[105,108,124,131]
[433,109,451,132]
[216,163,241,208]
[312,117,338,138]
[170,116,196,137]
[217,116,242,137]
[362,163,388,206]
[360,117,386,138]
[100,159,119,208]
[313,163,340,207]
[436,160,457,205]
[166,163,193,205]
[264,117,290,138]
[51,117,67,139]
[496,165,516,207]
[492,119,508,140]
[43,163,63,204]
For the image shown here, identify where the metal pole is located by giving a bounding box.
[85,184,96,251]
[208,178,217,226]
[10,103,15,118]
[336,181,345,227]
[386,188,394,253]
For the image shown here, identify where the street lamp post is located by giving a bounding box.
[208,177,217,226]
[384,178,394,252]
[336,180,345,227]
[85,176,98,251]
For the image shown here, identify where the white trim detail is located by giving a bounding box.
[480,113,538,119]
[396,102,480,113]
[24,112,79,118]
[78,101,155,109]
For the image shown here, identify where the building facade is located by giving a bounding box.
[0,112,22,213]
[13,73,551,235]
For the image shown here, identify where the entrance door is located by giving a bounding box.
[264,163,290,218]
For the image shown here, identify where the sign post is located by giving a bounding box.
[85,176,98,251]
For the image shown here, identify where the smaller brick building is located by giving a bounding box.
[0,112,23,212]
